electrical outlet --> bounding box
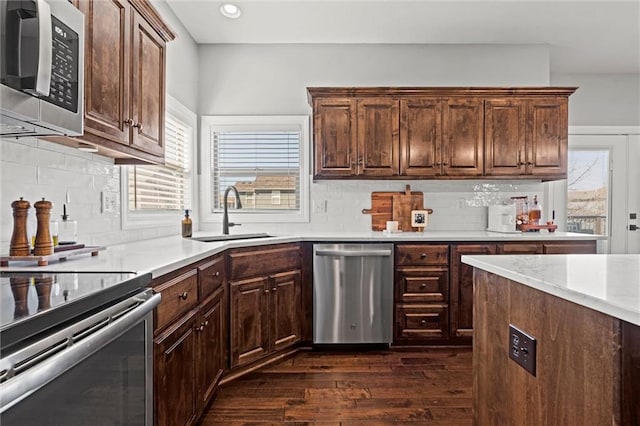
[509,324,536,376]
[312,200,327,213]
[101,192,117,213]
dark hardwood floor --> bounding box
[199,348,472,425]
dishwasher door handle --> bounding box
[315,248,392,257]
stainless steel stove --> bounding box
[0,271,159,425]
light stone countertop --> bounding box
[462,254,640,326]
[1,231,603,279]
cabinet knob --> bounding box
[420,253,427,259]
[132,122,144,131]
[196,324,204,332]
[272,287,277,292]
[214,271,220,277]
[264,289,270,294]
[124,118,134,126]
[420,283,427,288]
[203,320,209,327]
[179,291,189,300]
[420,319,427,325]
[442,162,449,166]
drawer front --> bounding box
[198,255,225,299]
[228,244,301,280]
[396,244,449,266]
[498,242,543,254]
[396,267,449,303]
[395,304,449,341]
[543,241,597,254]
[154,270,198,333]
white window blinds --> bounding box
[128,113,191,211]
[211,131,300,212]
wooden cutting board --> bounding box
[393,185,426,232]
[362,186,425,231]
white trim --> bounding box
[569,126,640,135]
[121,95,197,230]
[199,115,310,224]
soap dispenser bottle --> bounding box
[182,209,192,238]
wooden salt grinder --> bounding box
[10,197,31,256]
[34,198,54,256]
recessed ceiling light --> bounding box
[220,3,241,19]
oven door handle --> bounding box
[0,290,161,414]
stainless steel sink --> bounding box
[191,233,272,242]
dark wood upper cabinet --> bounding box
[62,0,175,164]
[356,98,400,177]
[526,97,568,177]
[308,87,576,181]
[313,98,358,177]
[484,98,527,176]
[400,98,442,177]
[442,98,484,176]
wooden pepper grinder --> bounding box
[33,198,54,256]
[10,197,31,256]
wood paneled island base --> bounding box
[473,269,639,425]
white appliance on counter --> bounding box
[487,203,519,233]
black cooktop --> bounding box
[0,271,151,350]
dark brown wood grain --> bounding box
[395,267,449,303]
[300,242,313,343]
[484,98,527,176]
[196,288,226,415]
[395,303,449,341]
[543,241,596,254]
[450,244,497,340]
[197,255,225,300]
[153,269,198,333]
[396,244,449,266]
[473,269,621,425]
[622,321,640,425]
[230,276,270,368]
[497,242,543,254]
[227,243,301,281]
[270,270,302,352]
[201,348,472,425]
[526,98,568,178]
[356,98,400,177]
[313,98,358,177]
[400,98,442,177]
[442,98,484,177]
[307,87,578,100]
[154,309,198,426]
[362,190,424,231]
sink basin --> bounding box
[192,233,272,242]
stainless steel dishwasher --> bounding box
[313,243,394,344]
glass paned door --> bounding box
[566,150,609,236]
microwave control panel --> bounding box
[42,16,79,113]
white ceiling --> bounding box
[165,0,640,74]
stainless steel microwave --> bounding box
[0,0,84,137]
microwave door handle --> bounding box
[34,0,52,96]
[0,291,161,414]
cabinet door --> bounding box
[450,244,496,339]
[79,0,130,145]
[196,287,226,414]
[230,277,270,368]
[484,99,527,176]
[154,310,198,426]
[357,98,400,177]
[269,270,302,352]
[313,98,358,177]
[526,98,568,177]
[395,304,449,341]
[400,98,442,177]
[442,98,484,176]
[395,267,449,303]
[130,10,166,157]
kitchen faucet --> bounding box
[222,185,243,234]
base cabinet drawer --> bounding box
[395,304,449,341]
[396,267,449,303]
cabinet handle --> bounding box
[196,324,204,332]
[179,291,188,300]
[124,118,134,126]
[420,283,427,288]
[358,157,364,166]
[527,161,533,166]
[132,122,143,131]
[420,253,427,259]
[272,287,277,292]
[442,161,449,166]
[264,289,270,294]
[420,319,427,325]
[203,320,209,328]
[214,271,220,277]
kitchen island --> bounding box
[462,254,640,425]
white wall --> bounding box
[551,73,640,126]
[0,2,199,246]
[199,44,550,115]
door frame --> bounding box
[547,126,640,254]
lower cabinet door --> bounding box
[395,304,449,341]
[230,277,270,368]
[196,287,226,413]
[270,270,301,352]
[154,309,198,426]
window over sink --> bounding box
[200,115,310,224]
